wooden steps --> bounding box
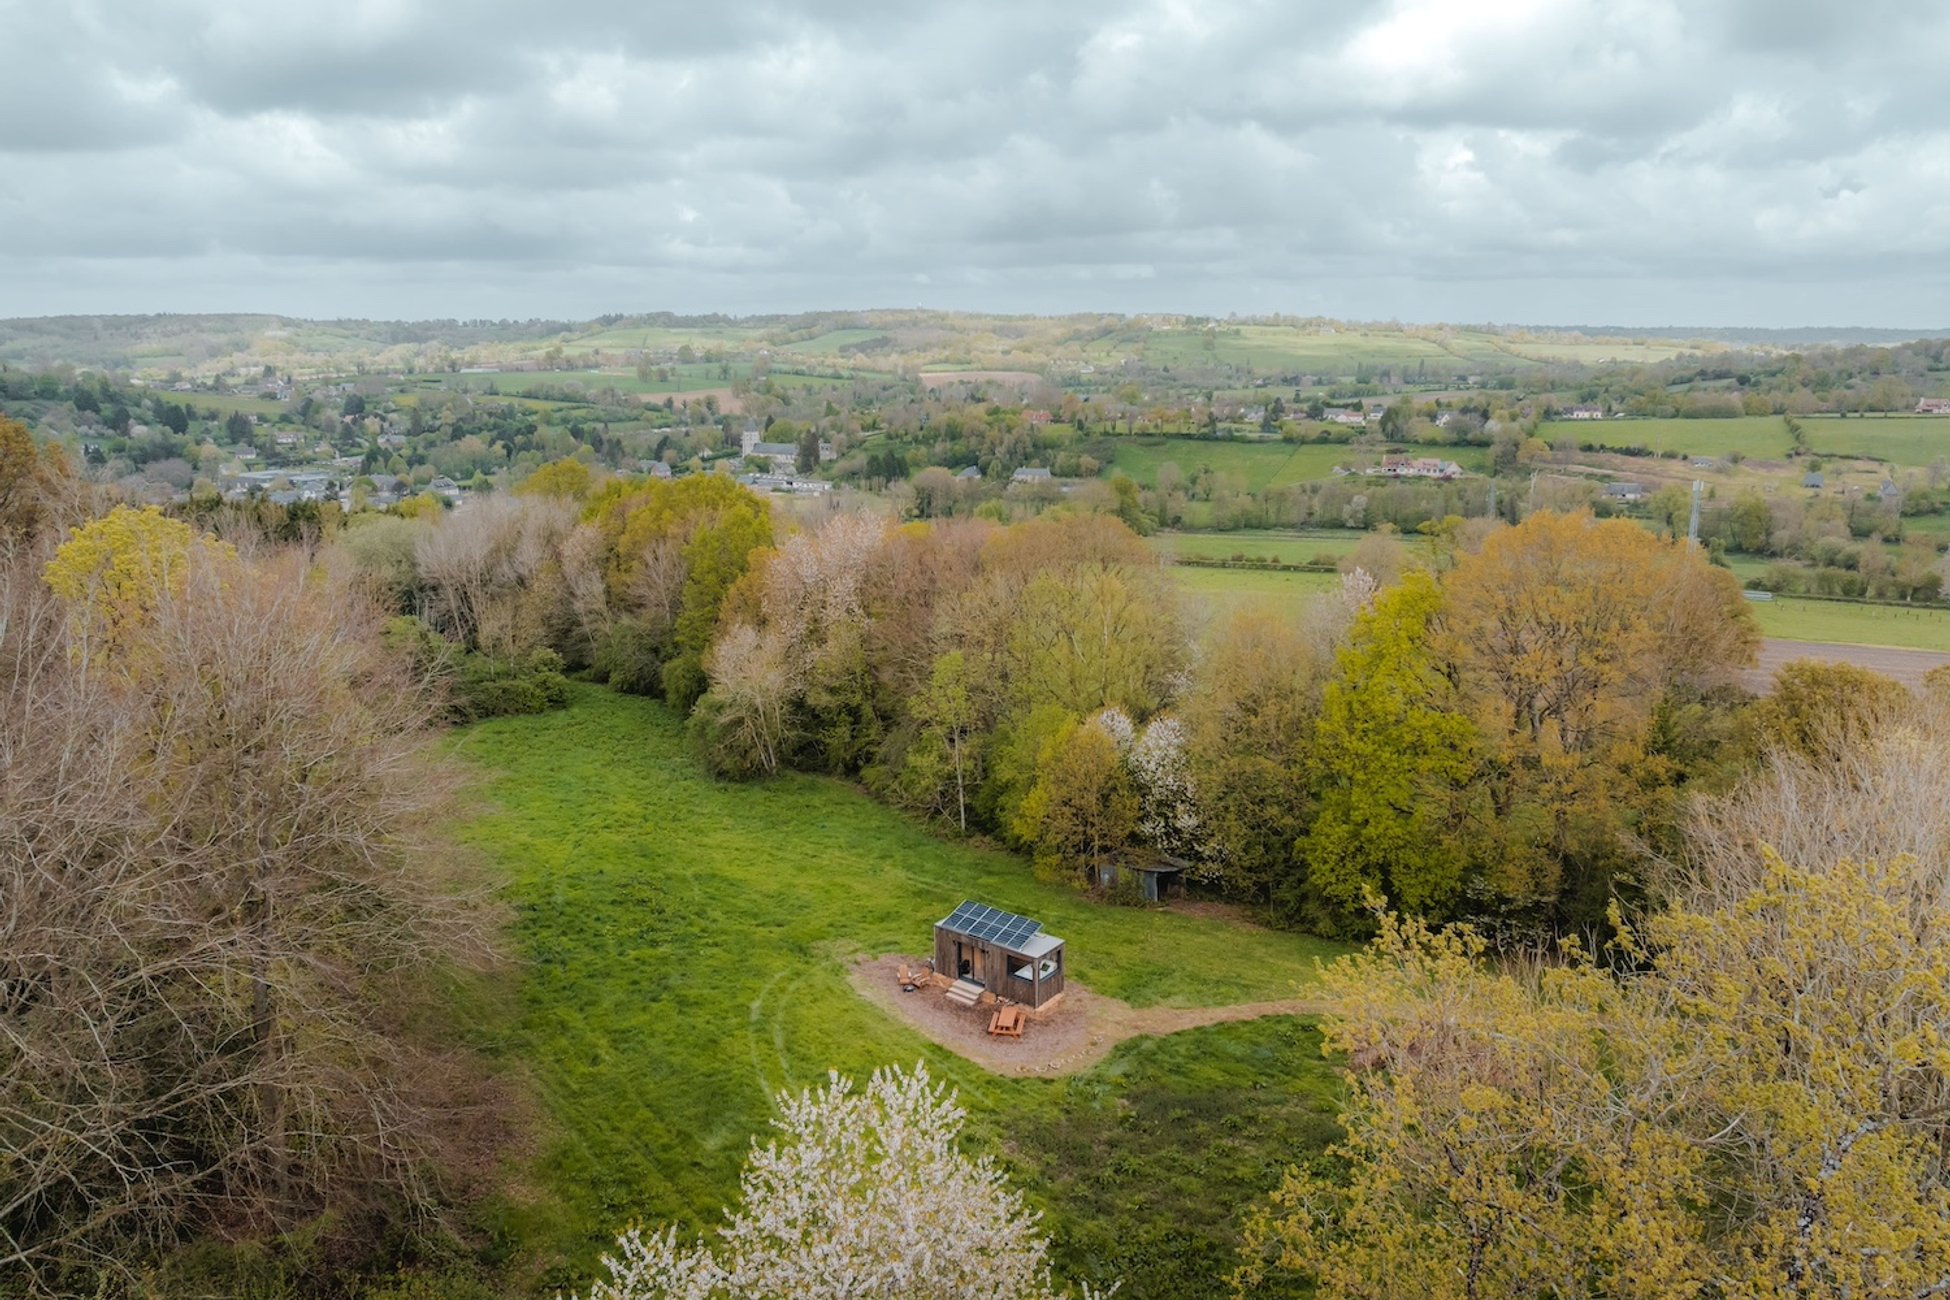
[944,979,984,1008]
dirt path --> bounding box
[849,954,1325,1078]
[1745,639,1950,691]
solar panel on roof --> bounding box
[940,899,1042,949]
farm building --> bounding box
[934,901,1066,1009]
[1095,857,1186,902]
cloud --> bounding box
[0,0,1946,324]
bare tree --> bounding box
[1667,697,1950,922]
[415,495,577,655]
[0,539,500,1290]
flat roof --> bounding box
[1016,932,1064,959]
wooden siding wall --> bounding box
[933,926,1065,1007]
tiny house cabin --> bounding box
[934,901,1066,1009]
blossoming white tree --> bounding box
[572,1063,1113,1300]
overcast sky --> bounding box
[2,0,1946,326]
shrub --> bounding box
[594,620,664,695]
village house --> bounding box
[1565,405,1606,420]
[1322,407,1366,426]
[740,472,832,496]
[1010,466,1054,485]
[1372,456,1462,481]
[1603,482,1648,503]
[1917,398,1950,415]
[956,465,983,480]
[740,427,834,470]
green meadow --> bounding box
[1152,529,1368,566]
[1750,595,1950,652]
[1170,565,1343,619]
[452,688,1346,1297]
[1802,415,1950,465]
[781,328,889,354]
[1537,416,1791,459]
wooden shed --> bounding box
[934,901,1066,1009]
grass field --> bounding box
[781,328,888,354]
[1537,416,1791,460]
[1152,529,1368,566]
[1137,325,1479,376]
[180,391,289,418]
[1104,438,1355,489]
[453,689,1346,1296]
[1171,565,1342,619]
[1166,538,1950,650]
[409,363,750,398]
[558,326,767,356]
[1751,596,1950,651]
[1802,416,1950,465]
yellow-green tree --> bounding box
[1012,716,1138,887]
[1755,658,1910,761]
[1438,510,1756,916]
[0,413,71,540]
[1241,852,1950,1299]
[1303,571,1478,930]
[516,455,595,501]
[42,505,236,671]
[1181,606,1324,901]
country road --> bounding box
[1744,639,1950,691]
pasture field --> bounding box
[177,391,288,418]
[1168,542,1950,651]
[1136,324,1485,376]
[1502,339,1696,364]
[1171,565,1342,619]
[1105,435,1490,491]
[453,688,1346,1297]
[1152,528,1368,566]
[781,328,888,354]
[409,363,751,397]
[1802,415,1950,466]
[1751,595,1950,652]
[556,325,767,355]
[1105,437,1352,489]
[1538,416,1790,459]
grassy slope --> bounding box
[1152,529,1369,565]
[1167,542,1950,652]
[1105,437,1488,490]
[1751,596,1950,651]
[1802,415,1950,465]
[1171,566,1343,621]
[1536,416,1790,459]
[452,688,1344,1296]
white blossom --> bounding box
[1091,706,1136,753]
[571,1063,1116,1300]
[1129,716,1207,863]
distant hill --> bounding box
[1521,325,1950,348]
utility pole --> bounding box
[1687,479,1703,545]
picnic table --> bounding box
[987,1005,1025,1038]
